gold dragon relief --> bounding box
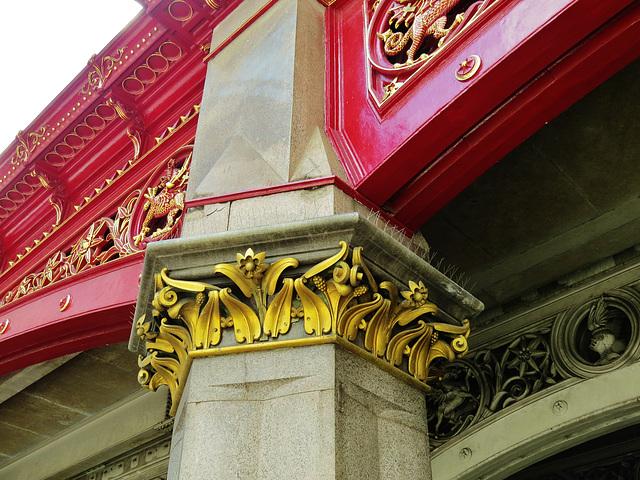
[0,150,191,308]
[132,152,191,247]
[136,242,471,414]
[366,0,500,104]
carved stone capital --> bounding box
[131,214,482,414]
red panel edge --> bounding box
[185,175,413,233]
[389,1,640,230]
[325,0,635,208]
[0,307,134,377]
[0,254,144,376]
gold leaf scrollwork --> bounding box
[1,191,143,307]
[82,47,126,94]
[136,242,471,414]
[12,126,49,165]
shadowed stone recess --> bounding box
[0,343,149,471]
[421,58,640,311]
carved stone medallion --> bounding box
[427,359,484,446]
[551,288,640,378]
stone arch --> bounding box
[431,361,640,479]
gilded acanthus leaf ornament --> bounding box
[136,243,471,414]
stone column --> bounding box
[168,344,430,479]
[183,0,352,235]
[129,0,483,478]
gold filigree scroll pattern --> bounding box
[0,191,142,307]
[12,126,49,165]
[136,243,471,412]
[81,47,126,94]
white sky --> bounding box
[0,0,143,154]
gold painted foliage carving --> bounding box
[137,243,471,409]
[1,151,191,307]
[12,126,50,166]
[0,191,142,307]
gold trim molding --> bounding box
[136,242,471,414]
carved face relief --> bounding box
[551,290,640,378]
[577,299,628,366]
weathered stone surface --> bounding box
[188,0,344,201]
[168,344,430,480]
[335,347,430,479]
[183,185,372,237]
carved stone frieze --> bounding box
[551,288,640,378]
[135,241,471,414]
[429,286,640,449]
[69,435,171,480]
[427,329,561,447]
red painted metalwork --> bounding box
[325,0,639,223]
[0,255,143,376]
[387,1,640,229]
[0,0,242,375]
[1,0,639,376]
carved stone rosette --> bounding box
[427,329,561,447]
[135,241,471,414]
